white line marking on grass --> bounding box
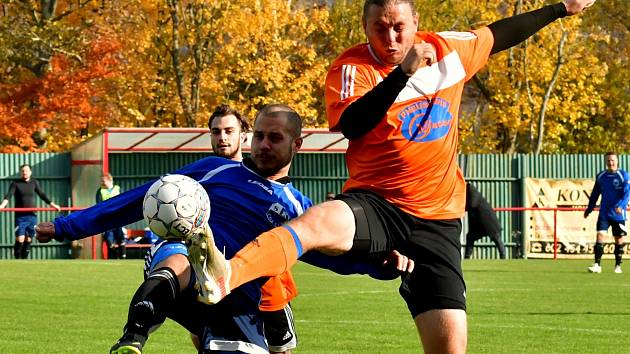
[295,319,402,325]
[470,288,533,292]
[298,290,388,296]
[476,323,626,335]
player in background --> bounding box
[464,182,506,259]
[584,152,630,274]
[207,104,300,354]
[0,163,61,259]
[96,173,127,259]
[36,104,410,353]
[188,1,597,353]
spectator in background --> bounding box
[96,173,126,259]
[464,183,506,259]
[325,191,336,201]
[0,163,61,259]
[584,152,630,274]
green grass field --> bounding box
[0,259,628,353]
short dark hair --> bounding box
[19,163,31,170]
[254,104,302,139]
[208,105,250,133]
[363,0,416,19]
[605,151,618,158]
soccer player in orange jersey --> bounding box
[190,1,596,353]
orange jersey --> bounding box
[258,270,298,312]
[325,28,494,219]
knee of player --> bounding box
[291,200,355,252]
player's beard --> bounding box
[253,145,293,178]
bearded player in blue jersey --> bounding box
[36,104,412,354]
[584,152,630,274]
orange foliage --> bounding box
[0,34,123,152]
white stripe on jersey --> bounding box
[207,340,268,354]
[199,163,240,183]
[340,64,356,100]
[437,31,477,41]
[282,185,305,215]
[395,50,466,102]
[615,170,626,183]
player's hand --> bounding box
[35,222,57,243]
[615,207,623,215]
[400,41,437,76]
[563,0,596,15]
[383,249,415,273]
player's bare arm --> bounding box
[563,0,596,15]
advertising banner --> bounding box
[525,178,627,259]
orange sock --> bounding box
[229,226,302,290]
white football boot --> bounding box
[587,263,602,274]
[187,224,232,304]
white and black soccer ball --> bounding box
[143,174,210,240]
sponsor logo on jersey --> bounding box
[398,97,452,143]
[266,202,289,226]
[248,179,273,195]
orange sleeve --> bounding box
[438,27,494,81]
[258,270,298,312]
[324,55,379,131]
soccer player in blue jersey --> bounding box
[35,104,308,353]
[206,104,300,354]
[36,104,410,353]
[584,152,630,274]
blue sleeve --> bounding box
[299,251,401,281]
[54,156,228,241]
[586,177,601,214]
[54,181,152,241]
[616,171,630,210]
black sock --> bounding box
[123,267,180,338]
[614,244,624,266]
[594,242,604,264]
[21,241,31,259]
[13,241,23,259]
[119,244,126,259]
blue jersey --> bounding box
[586,169,630,222]
[54,156,394,301]
[55,157,311,256]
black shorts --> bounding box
[336,189,466,317]
[260,304,297,352]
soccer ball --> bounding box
[143,174,210,240]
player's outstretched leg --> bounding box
[187,224,232,304]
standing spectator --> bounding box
[96,173,126,259]
[464,183,506,259]
[0,164,61,259]
[584,152,630,274]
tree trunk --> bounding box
[534,31,567,154]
